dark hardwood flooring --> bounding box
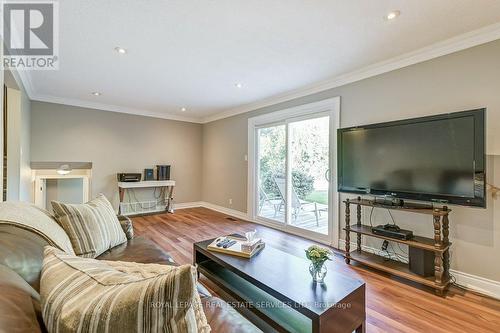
[133,207,500,333]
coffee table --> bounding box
[194,239,365,333]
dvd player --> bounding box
[372,224,413,240]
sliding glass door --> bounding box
[257,124,286,223]
[289,116,330,235]
[250,98,339,244]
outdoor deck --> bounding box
[258,201,328,234]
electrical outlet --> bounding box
[228,199,233,205]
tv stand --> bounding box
[343,197,451,296]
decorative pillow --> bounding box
[51,194,127,258]
[40,247,211,333]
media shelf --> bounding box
[343,197,452,295]
[347,224,451,252]
[348,198,450,216]
[347,251,440,289]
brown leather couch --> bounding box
[0,205,261,333]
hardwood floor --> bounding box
[133,207,500,333]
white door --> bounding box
[249,98,340,245]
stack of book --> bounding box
[156,165,171,180]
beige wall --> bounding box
[31,102,203,209]
[6,88,21,201]
[202,40,500,282]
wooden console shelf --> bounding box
[343,197,452,295]
[347,224,451,252]
[348,251,447,291]
[347,198,450,216]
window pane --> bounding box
[257,125,286,223]
[289,116,329,234]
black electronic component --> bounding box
[338,108,486,207]
[409,247,435,277]
[372,224,413,240]
[117,173,142,182]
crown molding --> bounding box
[12,60,202,123]
[6,66,35,98]
[12,22,500,124]
[202,22,500,123]
[30,93,203,123]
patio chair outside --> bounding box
[274,177,325,226]
[259,186,283,216]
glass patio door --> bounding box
[254,111,335,241]
[256,124,286,224]
[289,116,330,235]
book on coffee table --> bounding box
[207,235,265,259]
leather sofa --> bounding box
[0,203,261,333]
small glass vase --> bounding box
[309,262,327,283]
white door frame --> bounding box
[247,97,341,247]
[34,174,91,209]
[0,55,4,202]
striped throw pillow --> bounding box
[51,194,127,258]
[41,247,211,333]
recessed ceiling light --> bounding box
[385,10,401,20]
[91,92,101,96]
[235,83,243,88]
[114,46,127,54]
[180,107,187,112]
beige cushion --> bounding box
[40,247,211,333]
[51,194,127,258]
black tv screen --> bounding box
[338,109,485,207]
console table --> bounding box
[118,180,175,216]
[194,238,366,333]
[343,197,451,295]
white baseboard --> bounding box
[173,201,251,221]
[450,270,500,299]
[173,201,205,210]
[198,201,250,221]
[338,240,500,299]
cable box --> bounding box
[372,224,413,240]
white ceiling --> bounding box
[25,0,500,123]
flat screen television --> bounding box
[337,109,486,207]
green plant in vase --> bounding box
[305,245,333,283]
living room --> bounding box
[1,1,500,332]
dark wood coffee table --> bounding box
[194,239,365,333]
